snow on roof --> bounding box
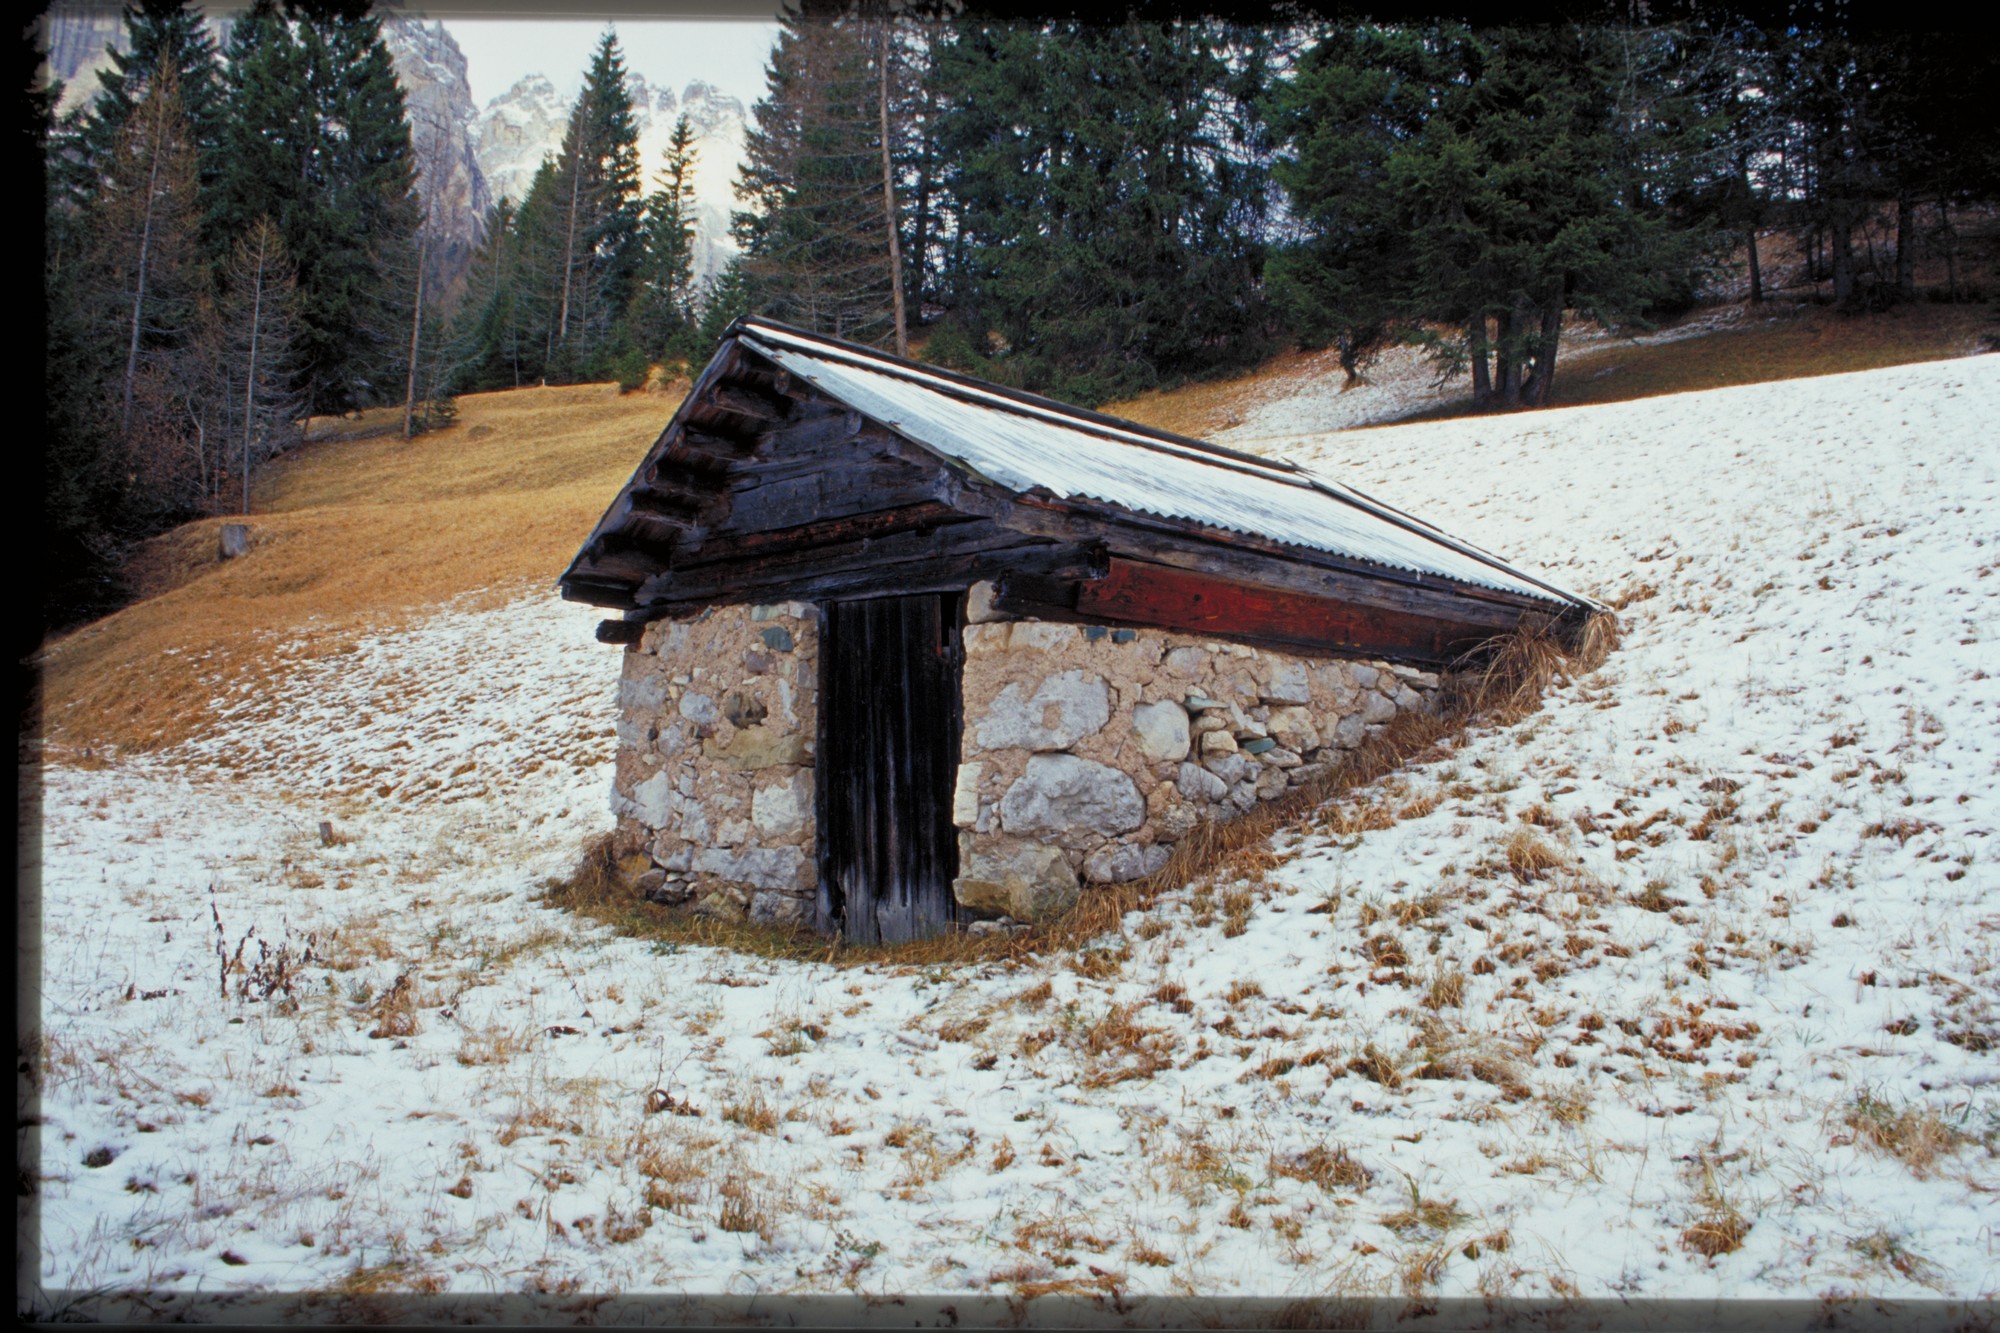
[736,320,1592,609]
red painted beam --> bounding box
[1071,558,1504,662]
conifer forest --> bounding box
[37,1,1999,631]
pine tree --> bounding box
[627,114,701,364]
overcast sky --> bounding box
[440,15,780,109]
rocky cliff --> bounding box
[381,18,491,303]
[472,71,748,286]
[43,8,749,296]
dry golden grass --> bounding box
[1102,345,1356,440]
[1104,299,1994,441]
[1541,301,1996,413]
[40,381,678,755]
[1680,1210,1751,1259]
[1380,1186,1467,1235]
[1271,1143,1373,1193]
[1841,1094,1976,1177]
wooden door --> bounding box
[817,593,964,942]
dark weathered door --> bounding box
[817,593,964,942]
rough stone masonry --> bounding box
[607,587,1437,926]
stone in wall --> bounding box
[954,835,1080,922]
[953,599,1439,918]
[997,753,1147,849]
[609,601,820,919]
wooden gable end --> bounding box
[564,342,1101,624]
[566,329,1585,667]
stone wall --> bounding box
[609,601,819,926]
[950,612,1438,923]
[605,594,1439,932]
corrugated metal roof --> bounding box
[737,320,1591,608]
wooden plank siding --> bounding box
[1001,558,1509,667]
[816,593,963,942]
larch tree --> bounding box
[59,57,212,542]
[627,113,702,364]
[215,215,300,512]
[74,0,225,260]
[402,106,461,437]
[734,1,902,347]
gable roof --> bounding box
[560,318,1598,664]
[735,320,1588,607]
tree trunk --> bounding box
[122,87,169,439]
[1745,227,1763,305]
[1467,315,1491,406]
[908,35,939,314]
[877,17,907,357]
[1939,200,1958,301]
[403,224,429,440]
[241,222,267,515]
[1523,303,1563,408]
[559,160,581,344]
[1496,308,1521,409]
[1895,194,1915,301]
[1831,213,1856,308]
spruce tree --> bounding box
[510,158,568,382]
[1269,23,1714,408]
[211,0,299,252]
[282,5,420,412]
[448,197,521,391]
[576,30,644,330]
[927,20,1275,403]
[538,29,644,380]
[697,254,753,349]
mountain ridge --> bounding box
[42,8,751,300]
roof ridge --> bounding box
[734,317,1306,479]
[734,317,1597,612]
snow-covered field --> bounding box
[28,356,1999,1317]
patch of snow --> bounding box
[33,356,2000,1304]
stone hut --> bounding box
[560,318,1596,942]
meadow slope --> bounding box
[29,355,1999,1311]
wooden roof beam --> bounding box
[995,557,1499,668]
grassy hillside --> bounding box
[33,356,1998,1305]
[38,382,678,758]
[1106,299,1996,439]
[39,297,1993,759]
